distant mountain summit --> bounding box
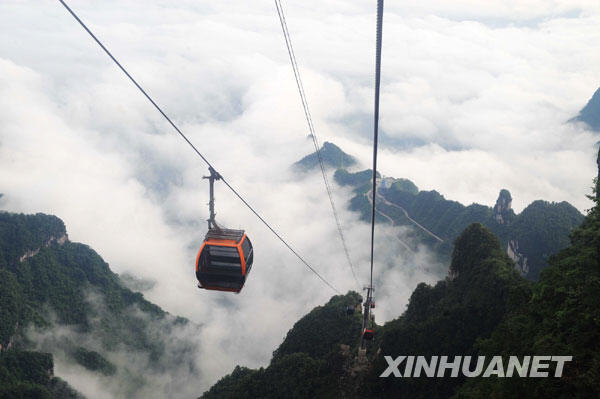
[294,142,357,171]
[333,169,584,280]
[572,87,600,131]
[493,189,513,224]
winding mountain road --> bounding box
[365,188,444,253]
[374,191,444,243]
[366,190,414,253]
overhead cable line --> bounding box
[369,0,384,293]
[361,0,384,351]
[274,0,361,291]
[57,0,340,294]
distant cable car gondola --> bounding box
[345,306,355,316]
[196,168,253,293]
[363,328,374,341]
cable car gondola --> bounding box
[195,167,253,293]
[196,228,253,293]
[363,328,375,341]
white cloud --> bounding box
[1,0,599,395]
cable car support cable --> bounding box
[274,0,360,291]
[57,0,340,295]
[361,0,384,349]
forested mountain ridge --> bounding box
[0,350,81,398]
[0,211,201,398]
[333,168,583,280]
[202,222,533,398]
[202,292,374,399]
[204,168,600,397]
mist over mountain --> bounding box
[328,150,584,280]
[571,87,600,131]
[203,172,600,397]
[294,142,358,172]
[1,1,599,397]
[0,212,205,398]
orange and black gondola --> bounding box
[196,228,253,293]
[363,328,375,341]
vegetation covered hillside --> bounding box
[203,223,532,398]
[202,292,375,399]
[456,178,600,397]
[364,224,532,398]
[334,168,583,280]
[0,350,81,398]
[204,157,600,398]
[0,211,201,398]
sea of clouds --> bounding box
[1,0,599,396]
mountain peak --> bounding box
[294,141,357,171]
[493,189,513,224]
[449,223,505,279]
[573,87,600,131]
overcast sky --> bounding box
[1,0,599,396]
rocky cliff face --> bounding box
[493,189,513,224]
[507,239,528,275]
[18,233,68,262]
[493,189,527,275]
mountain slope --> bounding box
[204,203,600,398]
[334,169,584,280]
[0,211,202,398]
[202,223,532,398]
[364,223,531,398]
[294,142,357,171]
[0,350,81,398]
[571,87,600,131]
[456,176,600,397]
[202,292,373,399]
[204,152,600,398]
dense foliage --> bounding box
[72,347,116,376]
[364,224,532,398]
[509,200,582,279]
[2,236,167,353]
[334,169,583,279]
[0,212,195,397]
[272,291,365,361]
[204,224,531,398]
[0,350,80,399]
[456,183,600,397]
[205,171,600,398]
[203,292,374,398]
[0,212,65,268]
